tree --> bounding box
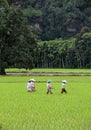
[5,0,91,41]
[75,28,91,68]
[35,38,76,68]
[0,2,36,75]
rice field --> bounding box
[6,68,91,73]
[0,75,91,130]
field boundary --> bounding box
[6,72,91,76]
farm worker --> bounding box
[27,80,32,92]
[61,80,67,93]
[30,78,36,91]
[46,80,53,94]
[27,78,36,92]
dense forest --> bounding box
[7,0,91,40]
[0,0,91,74]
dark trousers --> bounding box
[47,88,52,94]
[61,88,67,93]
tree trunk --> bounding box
[0,67,6,75]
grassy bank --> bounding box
[5,68,91,76]
[6,68,91,73]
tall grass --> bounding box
[0,76,91,130]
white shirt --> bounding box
[47,83,52,89]
[27,82,31,90]
[62,82,66,88]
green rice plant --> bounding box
[0,122,2,129]
[0,76,91,130]
[30,68,91,73]
[5,68,91,73]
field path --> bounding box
[6,72,91,76]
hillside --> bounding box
[8,0,91,40]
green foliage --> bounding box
[23,6,42,17]
[75,29,91,68]
[35,36,91,68]
[1,0,91,70]
[0,0,9,7]
[35,38,76,68]
[0,4,36,74]
[4,0,91,40]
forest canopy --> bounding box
[0,0,91,75]
[7,0,91,40]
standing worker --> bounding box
[46,80,53,94]
[27,78,36,92]
[61,80,67,93]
